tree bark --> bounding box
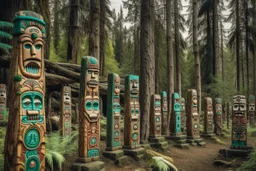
[193,0,201,116]
[212,0,219,76]
[236,0,240,92]
[140,0,155,143]
[53,0,60,53]
[89,0,100,60]
[245,0,249,98]
[174,0,181,96]
[166,0,174,135]
[67,0,80,64]
[99,0,106,76]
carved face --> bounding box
[180,98,185,112]
[233,96,246,112]
[85,97,99,119]
[19,26,44,79]
[63,92,71,105]
[114,76,120,95]
[192,95,197,105]
[0,89,6,99]
[131,101,140,117]
[249,104,255,111]
[216,104,222,114]
[21,91,44,123]
[130,79,139,95]
[113,102,121,116]
[86,69,99,88]
[154,96,161,113]
[173,93,180,112]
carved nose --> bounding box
[31,45,36,56]
[91,72,95,78]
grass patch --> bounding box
[237,150,256,171]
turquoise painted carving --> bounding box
[214,98,222,135]
[160,91,168,135]
[24,129,40,149]
[21,91,44,124]
[124,75,141,149]
[150,94,162,137]
[232,95,247,149]
[25,150,40,171]
[171,93,181,134]
[106,73,121,150]
[78,56,100,161]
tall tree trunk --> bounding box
[67,0,79,64]
[53,0,60,54]
[245,0,249,97]
[174,0,181,96]
[236,0,240,92]
[193,0,201,116]
[140,0,155,143]
[34,0,51,60]
[212,0,219,77]
[155,19,160,94]
[99,0,106,76]
[89,0,100,60]
[166,0,174,135]
[220,21,224,98]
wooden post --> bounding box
[160,91,168,135]
[180,97,187,134]
[149,94,162,137]
[78,56,100,162]
[106,73,122,150]
[170,93,181,135]
[61,86,72,137]
[202,97,215,136]
[186,89,200,139]
[124,75,141,149]
[248,95,255,127]
[227,102,230,129]
[231,95,247,148]
[4,11,46,170]
[214,98,223,135]
[0,84,7,120]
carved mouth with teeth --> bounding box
[27,110,40,121]
[87,80,98,88]
[24,63,40,74]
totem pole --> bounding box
[149,94,162,137]
[106,73,122,150]
[61,86,72,137]
[124,75,140,149]
[78,56,100,162]
[170,93,181,134]
[0,84,7,120]
[4,11,46,170]
[214,98,223,135]
[186,89,205,146]
[248,95,255,127]
[202,97,215,136]
[160,91,168,135]
[180,97,187,134]
[231,95,248,148]
[148,94,169,150]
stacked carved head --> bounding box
[233,95,246,117]
[249,95,255,112]
[180,97,185,112]
[81,56,99,121]
[14,11,46,79]
[215,98,222,115]
[112,73,121,116]
[0,84,6,104]
[173,93,180,112]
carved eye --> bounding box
[23,98,31,106]
[131,108,135,114]
[135,108,139,114]
[93,101,99,110]
[85,101,92,110]
[24,44,31,49]
[88,70,92,74]
[94,71,98,75]
[34,98,41,106]
[35,44,41,50]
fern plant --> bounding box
[45,130,78,171]
[0,21,13,53]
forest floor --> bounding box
[99,130,256,171]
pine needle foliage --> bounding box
[237,150,256,171]
[0,21,13,53]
